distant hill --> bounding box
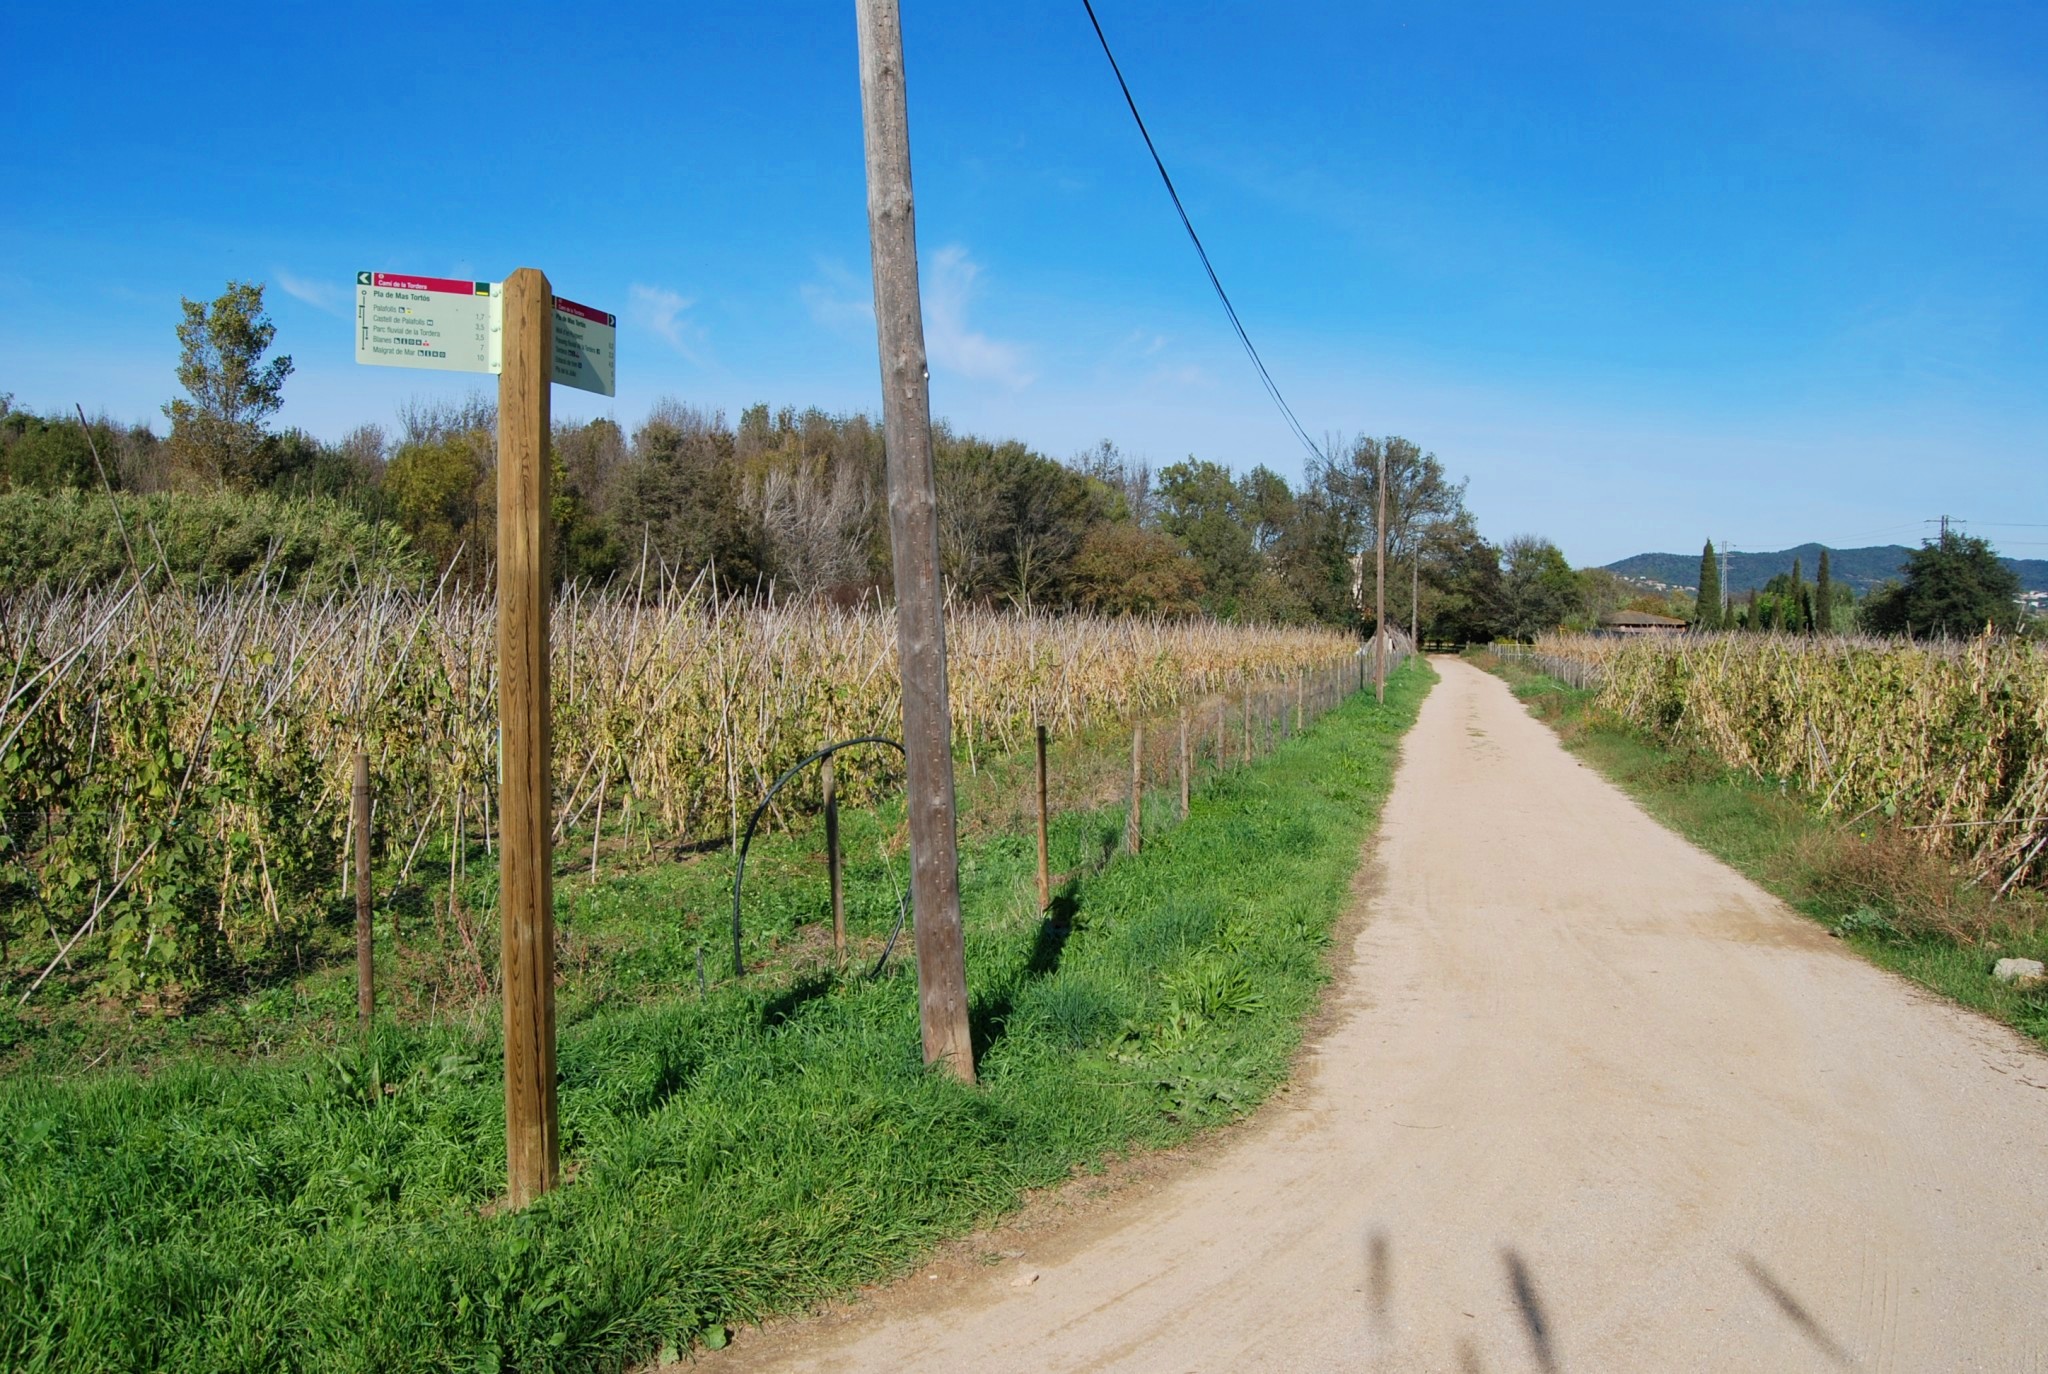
[1603,543,2048,596]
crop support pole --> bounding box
[498,265,559,1206]
[824,756,845,965]
[1035,723,1051,911]
[856,0,974,1083]
[353,750,372,1033]
[1127,721,1144,854]
[1178,707,1190,819]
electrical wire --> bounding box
[1080,0,1325,466]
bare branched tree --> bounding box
[745,459,873,597]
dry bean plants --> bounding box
[0,581,1357,997]
[1528,632,2048,893]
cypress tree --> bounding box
[1696,539,1721,630]
[1790,557,1805,632]
[1815,548,1833,634]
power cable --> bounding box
[1080,0,1325,466]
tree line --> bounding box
[1692,537,2029,639]
[3,279,1710,640]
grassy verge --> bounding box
[1469,649,2048,1046]
[0,658,1433,1373]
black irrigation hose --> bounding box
[730,736,908,982]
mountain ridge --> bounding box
[1602,543,2048,595]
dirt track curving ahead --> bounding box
[707,658,2048,1372]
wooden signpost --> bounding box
[855,0,975,1083]
[354,263,615,1207]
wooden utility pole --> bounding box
[823,756,845,965]
[856,0,974,1082]
[353,750,372,1033]
[1034,724,1051,911]
[1375,444,1388,703]
[498,266,559,1206]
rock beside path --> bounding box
[1993,957,2046,984]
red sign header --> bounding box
[368,271,490,296]
[553,296,615,327]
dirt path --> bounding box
[709,658,2048,1372]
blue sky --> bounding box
[3,1,2044,565]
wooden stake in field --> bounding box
[1178,707,1190,819]
[1410,541,1420,650]
[823,755,845,965]
[856,0,974,1083]
[1034,723,1051,911]
[498,266,559,1207]
[353,749,372,1033]
[1242,690,1252,765]
[1375,443,1388,704]
[1127,721,1144,855]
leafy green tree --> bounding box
[1423,515,1505,642]
[1068,523,1205,616]
[1862,532,2022,637]
[615,401,767,591]
[1156,458,1257,612]
[1696,539,1722,630]
[1814,548,1833,633]
[163,281,294,488]
[383,430,491,579]
[1499,536,1580,640]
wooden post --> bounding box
[1034,723,1051,911]
[1178,707,1190,819]
[1241,691,1252,765]
[1411,540,1421,650]
[823,756,845,965]
[856,0,974,1082]
[1127,721,1144,855]
[1295,673,1304,732]
[353,750,372,1033]
[1375,443,1388,704]
[498,265,558,1207]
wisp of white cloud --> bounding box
[629,284,701,358]
[924,245,1033,389]
[274,269,343,316]
[800,258,875,335]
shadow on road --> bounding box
[1738,1252,1856,1367]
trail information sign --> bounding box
[355,272,501,373]
[551,297,616,396]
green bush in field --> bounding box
[0,488,421,594]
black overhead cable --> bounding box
[1080,0,1326,466]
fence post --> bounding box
[1296,672,1304,732]
[823,755,845,966]
[1127,721,1144,855]
[1241,691,1252,765]
[353,750,372,1033]
[1034,723,1050,911]
[1178,707,1190,819]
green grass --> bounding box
[1470,649,2048,1047]
[0,658,1433,1373]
